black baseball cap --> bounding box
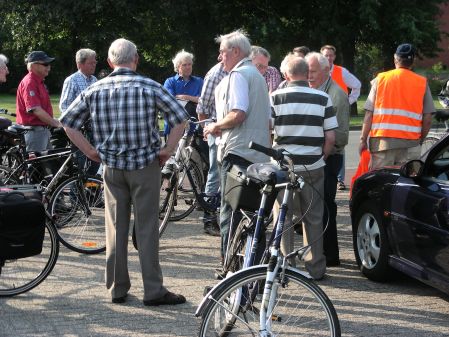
[395,43,415,60]
[25,51,55,64]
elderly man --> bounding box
[16,51,61,152]
[307,52,349,267]
[0,54,9,83]
[60,48,99,173]
[360,43,435,169]
[60,38,188,306]
[271,53,336,280]
[204,29,271,261]
[60,49,97,112]
[196,61,227,236]
[250,45,282,93]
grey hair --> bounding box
[215,29,251,57]
[279,52,292,75]
[250,46,270,61]
[305,52,329,70]
[108,38,137,65]
[0,54,8,68]
[172,49,194,72]
[285,54,308,77]
[76,48,96,64]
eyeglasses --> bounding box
[35,63,51,67]
[255,63,268,71]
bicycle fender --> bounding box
[194,264,312,317]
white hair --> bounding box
[0,54,8,68]
[305,52,329,70]
[108,38,137,65]
[215,29,251,57]
[76,48,96,64]
[172,50,194,72]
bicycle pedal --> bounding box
[271,314,282,322]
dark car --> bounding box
[350,133,449,295]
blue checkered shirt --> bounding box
[60,68,189,170]
[196,63,227,119]
[59,71,97,112]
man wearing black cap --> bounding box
[16,51,61,152]
[359,43,435,169]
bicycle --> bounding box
[0,124,105,254]
[422,108,449,154]
[131,117,218,248]
[196,142,340,336]
[0,185,60,297]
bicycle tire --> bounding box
[223,217,252,274]
[199,266,341,337]
[49,176,105,254]
[0,219,59,297]
[168,159,203,221]
[0,165,19,185]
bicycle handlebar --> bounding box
[0,108,16,117]
[248,141,284,161]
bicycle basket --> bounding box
[224,164,276,214]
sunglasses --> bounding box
[35,63,51,67]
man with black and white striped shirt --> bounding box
[270,54,337,280]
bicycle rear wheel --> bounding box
[199,266,340,337]
[0,219,59,297]
[168,159,203,221]
[49,176,105,254]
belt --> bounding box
[27,125,49,129]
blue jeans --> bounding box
[204,135,219,196]
[337,151,345,182]
[219,154,252,258]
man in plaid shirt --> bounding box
[197,62,227,236]
[60,38,188,306]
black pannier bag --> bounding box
[0,186,46,260]
[224,165,277,216]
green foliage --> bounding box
[0,0,448,93]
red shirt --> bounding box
[16,71,53,126]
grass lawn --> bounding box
[1,93,443,129]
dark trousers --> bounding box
[219,154,252,258]
[323,153,343,263]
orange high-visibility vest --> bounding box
[331,65,348,94]
[370,68,426,140]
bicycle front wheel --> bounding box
[0,219,59,297]
[49,176,105,254]
[169,159,203,221]
[199,266,340,337]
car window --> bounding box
[428,145,449,181]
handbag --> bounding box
[0,186,46,259]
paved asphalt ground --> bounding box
[2,131,449,336]
[1,187,449,337]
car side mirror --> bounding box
[400,160,424,178]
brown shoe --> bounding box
[143,291,186,306]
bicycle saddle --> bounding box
[246,163,289,186]
[7,124,33,135]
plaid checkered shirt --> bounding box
[59,71,97,112]
[60,68,188,170]
[196,63,227,119]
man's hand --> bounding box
[159,146,173,167]
[359,139,368,155]
[203,122,222,138]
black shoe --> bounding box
[143,291,186,306]
[204,222,220,237]
[112,294,127,304]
